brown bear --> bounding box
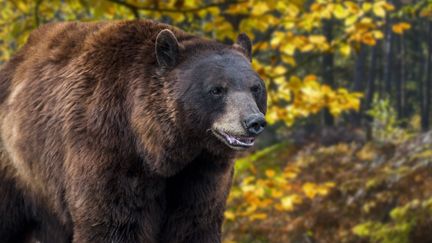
[0,20,267,243]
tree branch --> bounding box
[107,0,247,13]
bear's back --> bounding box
[0,20,184,212]
[0,22,105,105]
[0,20,181,105]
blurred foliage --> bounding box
[366,96,411,143]
[353,198,432,243]
[224,132,432,243]
[267,74,362,126]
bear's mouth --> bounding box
[211,129,255,149]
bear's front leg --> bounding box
[160,151,234,243]
[0,166,34,243]
[66,151,165,243]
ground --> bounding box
[223,131,432,243]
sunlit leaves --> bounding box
[353,198,432,243]
[251,2,270,16]
[392,22,412,34]
[333,4,349,19]
[226,132,432,242]
[302,182,335,199]
[362,2,373,12]
[227,0,403,128]
[226,147,336,223]
[373,2,387,17]
[265,169,276,177]
[371,1,394,17]
[267,75,363,126]
[280,194,302,211]
[339,43,352,56]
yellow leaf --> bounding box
[270,32,285,47]
[383,2,395,11]
[288,76,302,91]
[319,4,333,19]
[202,23,213,32]
[302,182,318,198]
[300,44,314,52]
[242,185,255,193]
[252,2,269,15]
[309,35,326,44]
[286,3,300,17]
[310,3,322,12]
[360,17,373,25]
[207,7,220,16]
[344,1,360,13]
[325,182,336,188]
[281,43,297,55]
[362,33,376,46]
[242,176,255,185]
[304,75,318,82]
[273,66,286,76]
[345,15,358,26]
[420,8,432,17]
[274,76,287,86]
[224,211,236,220]
[373,3,386,17]
[168,13,185,22]
[372,30,384,39]
[282,55,297,67]
[265,169,276,177]
[16,1,29,12]
[339,44,351,56]
[272,189,283,198]
[392,22,411,34]
[281,195,302,211]
[225,4,247,14]
[333,4,348,19]
[283,21,296,30]
[362,3,372,12]
[245,204,257,214]
[249,213,267,221]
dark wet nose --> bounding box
[244,113,266,136]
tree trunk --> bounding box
[421,21,432,131]
[400,36,406,123]
[354,45,366,92]
[383,12,394,98]
[322,19,334,126]
[365,45,378,140]
[412,21,425,130]
[352,45,367,126]
[395,35,404,121]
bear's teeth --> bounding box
[228,135,255,146]
[215,129,255,148]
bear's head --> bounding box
[154,29,267,154]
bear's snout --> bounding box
[243,113,266,136]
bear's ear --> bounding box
[234,33,252,62]
[155,29,179,69]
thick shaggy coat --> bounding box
[0,20,267,243]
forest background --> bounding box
[1,0,432,242]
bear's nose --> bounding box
[244,113,266,136]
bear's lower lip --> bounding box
[211,129,255,149]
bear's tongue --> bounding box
[221,131,255,147]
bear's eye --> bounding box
[210,87,225,96]
[251,85,261,93]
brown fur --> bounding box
[0,20,258,243]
